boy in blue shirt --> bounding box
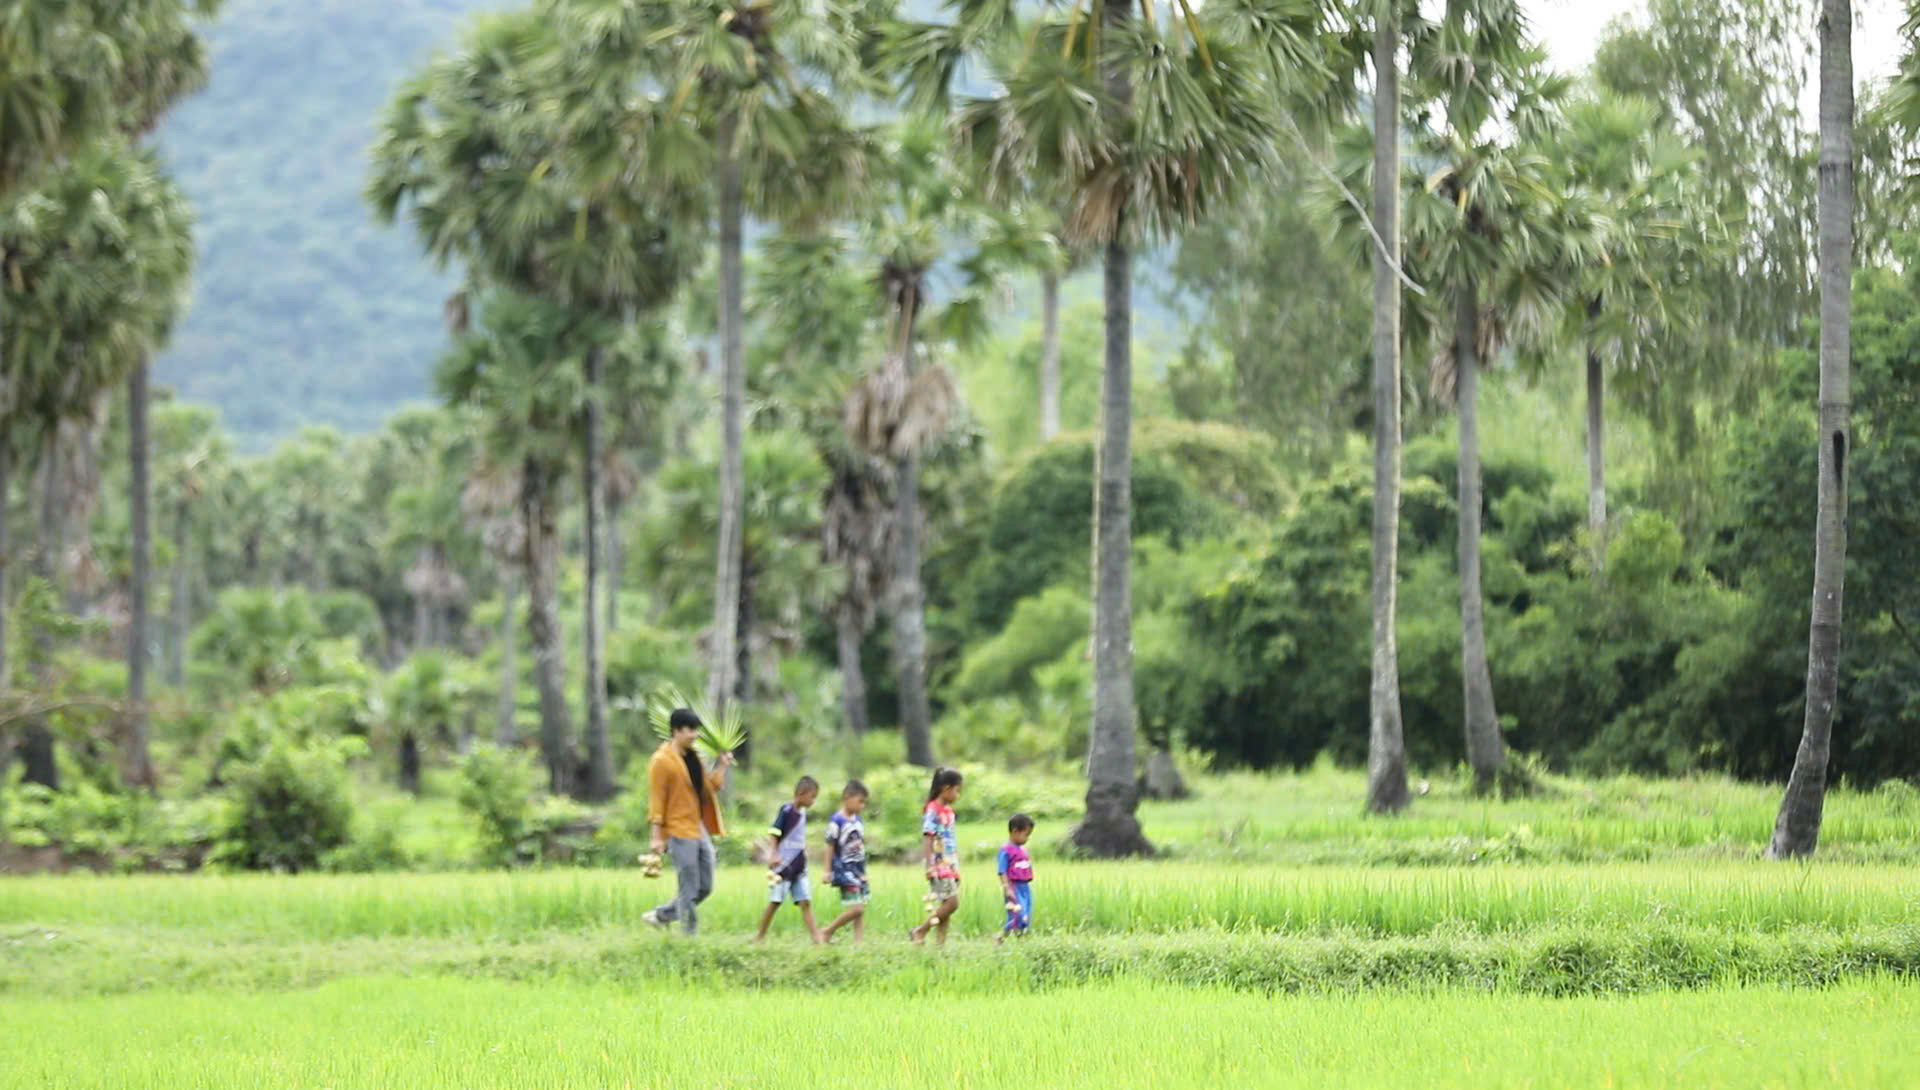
[995,812,1036,944]
[820,780,870,944]
[753,776,823,944]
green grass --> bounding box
[1138,767,1920,864]
[7,975,1917,1089]
[6,862,1914,939]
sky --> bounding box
[1529,0,1907,122]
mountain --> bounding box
[153,0,1183,451]
[155,0,501,450]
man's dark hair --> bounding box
[668,707,702,733]
[795,775,819,795]
[842,779,869,800]
[1008,813,1035,833]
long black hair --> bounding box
[927,766,964,802]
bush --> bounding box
[456,745,542,867]
[216,738,362,872]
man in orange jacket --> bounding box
[641,708,734,935]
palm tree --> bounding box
[436,293,590,795]
[1402,19,1601,793]
[1533,93,1717,570]
[897,0,1309,854]
[1,140,193,789]
[1768,0,1853,859]
[0,0,210,786]
[370,9,701,799]
[543,0,875,719]
[752,234,892,741]
[152,401,227,686]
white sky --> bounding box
[1529,0,1906,123]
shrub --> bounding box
[216,738,362,872]
[456,745,542,867]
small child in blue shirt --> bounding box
[821,780,870,944]
[753,776,822,944]
[995,812,1035,944]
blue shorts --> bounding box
[769,873,811,904]
[1003,882,1032,932]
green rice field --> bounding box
[4,772,1916,1087]
[7,976,1917,1089]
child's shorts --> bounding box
[838,877,870,906]
[1004,882,1033,932]
[927,875,958,900]
[769,874,811,904]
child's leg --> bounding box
[798,901,823,943]
[823,902,862,939]
[851,904,865,942]
[934,895,958,945]
[751,899,780,943]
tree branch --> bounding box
[1278,113,1427,298]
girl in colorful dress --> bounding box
[909,767,964,945]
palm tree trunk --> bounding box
[1074,0,1151,858]
[709,119,746,719]
[23,430,60,790]
[399,732,422,794]
[497,575,518,748]
[1365,11,1409,816]
[1074,232,1152,857]
[1456,284,1505,794]
[1040,269,1063,441]
[1585,319,1607,571]
[1770,0,1852,859]
[125,363,156,789]
[836,601,869,736]
[892,281,935,768]
[167,495,189,686]
[522,461,575,796]
[605,489,623,635]
[0,436,10,695]
[581,347,613,802]
[412,556,433,651]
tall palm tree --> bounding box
[152,401,226,686]
[544,0,875,720]
[897,0,1311,854]
[436,294,591,795]
[1,140,193,789]
[1532,93,1717,570]
[752,234,892,740]
[0,0,211,786]
[1768,0,1853,859]
[1403,20,1601,793]
[370,10,700,799]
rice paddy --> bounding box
[4,771,1915,1087]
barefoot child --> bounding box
[995,813,1035,944]
[821,780,870,943]
[910,767,964,945]
[753,776,823,944]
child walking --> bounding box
[910,767,964,946]
[995,813,1035,944]
[820,780,870,943]
[753,776,823,944]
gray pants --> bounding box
[652,834,716,935]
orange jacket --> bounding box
[648,741,727,840]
